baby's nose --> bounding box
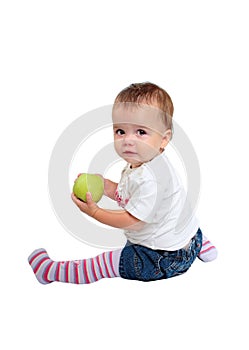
[123,134,136,145]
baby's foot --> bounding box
[28,248,53,284]
[198,235,218,262]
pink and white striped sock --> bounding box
[198,235,218,262]
[28,248,121,285]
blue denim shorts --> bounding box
[119,228,202,281]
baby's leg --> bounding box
[28,248,122,284]
[198,235,218,262]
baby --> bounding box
[28,82,217,284]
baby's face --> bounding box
[112,103,171,168]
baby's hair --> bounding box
[114,82,174,130]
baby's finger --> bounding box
[71,193,82,204]
[74,173,82,183]
[86,192,93,203]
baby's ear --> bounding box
[161,129,172,148]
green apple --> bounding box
[73,173,104,203]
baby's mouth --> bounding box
[123,150,137,154]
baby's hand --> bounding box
[95,174,118,200]
[71,192,99,218]
[74,173,82,183]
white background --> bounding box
[1,1,248,349]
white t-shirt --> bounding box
[115,152,199,250]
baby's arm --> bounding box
[71,192,144,231]
[94,174,118,200]
[103,178,118,200]
[93,207,144,231]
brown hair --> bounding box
[114,82,174,130]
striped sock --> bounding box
[28,248,121,285]
[198,235,218,262]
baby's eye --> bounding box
[137,129,147,136]
[115,129,125,135]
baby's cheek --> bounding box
[140,144,159,160]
